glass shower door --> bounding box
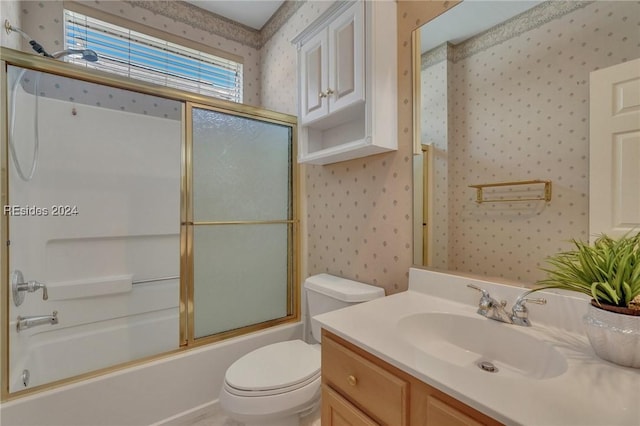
[190,106,295,340]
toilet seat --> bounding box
[224,340,320,397]
[224,372,320,397]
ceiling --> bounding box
[420,0,543,52]
[184,0,285,30]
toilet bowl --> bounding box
[219,274,385,426]
[219,339,321,426]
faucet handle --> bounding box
[521,297,547,306]
[11,270,48,306]
[467,283,490,297]
[467,284,495,312]
[28,281,48,300]
[40,281,48,300]
[514,296,547,310]
[511,295,547,326]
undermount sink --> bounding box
[397,312,568,379]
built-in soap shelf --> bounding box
[46,275,180,300]
[46,275,134,300]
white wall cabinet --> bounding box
[293,0,397,165]
[299,1,364,124]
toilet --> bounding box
[219,273,385,426]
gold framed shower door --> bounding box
[0,47,300,401]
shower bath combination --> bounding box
[4,19,98,181]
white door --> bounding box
[589,58,640,241]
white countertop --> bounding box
[313,268,640,426]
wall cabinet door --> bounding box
[300,29,329,123]
[298,1,364,125]
[327,0,364,114]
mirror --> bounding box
[412,1,639,283]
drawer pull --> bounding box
[347,375,358,386]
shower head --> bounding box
[52,49,99,62]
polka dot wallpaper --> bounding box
[261,1,457,294]
[9,1,633,291]
[420,1,640,283]
[260,1,334,115]
[2,0,455,294]
[0,1,21,50]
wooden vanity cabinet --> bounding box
[321,330,503,426]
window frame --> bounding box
[62,5,244,103]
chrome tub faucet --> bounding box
[16,311,58,332]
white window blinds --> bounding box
[63,9,243,103]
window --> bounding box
[63,10,243,103]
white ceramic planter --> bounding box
[583,302,640,368]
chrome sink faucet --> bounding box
[467,284,513,324]
[467,284,546,326]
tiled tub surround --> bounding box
[314,267,640,425]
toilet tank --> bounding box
[304,274,385,342]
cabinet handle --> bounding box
[347,375,357,386]
[318,89,334,99]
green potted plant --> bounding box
[533,232,640,368]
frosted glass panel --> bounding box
[193,224,290,338]
[192,108,292,221]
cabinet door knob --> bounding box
[326,88,334,95]
[319,91,328,99]
[347,375,357,386]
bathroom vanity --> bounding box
[314,268,640,426]
[322,330,500,425]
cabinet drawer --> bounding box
[322,334,408,425]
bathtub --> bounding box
[9,279,180,393]
[1,321,303,425]
[10,309,179,392]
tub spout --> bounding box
[17,311,58,332]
